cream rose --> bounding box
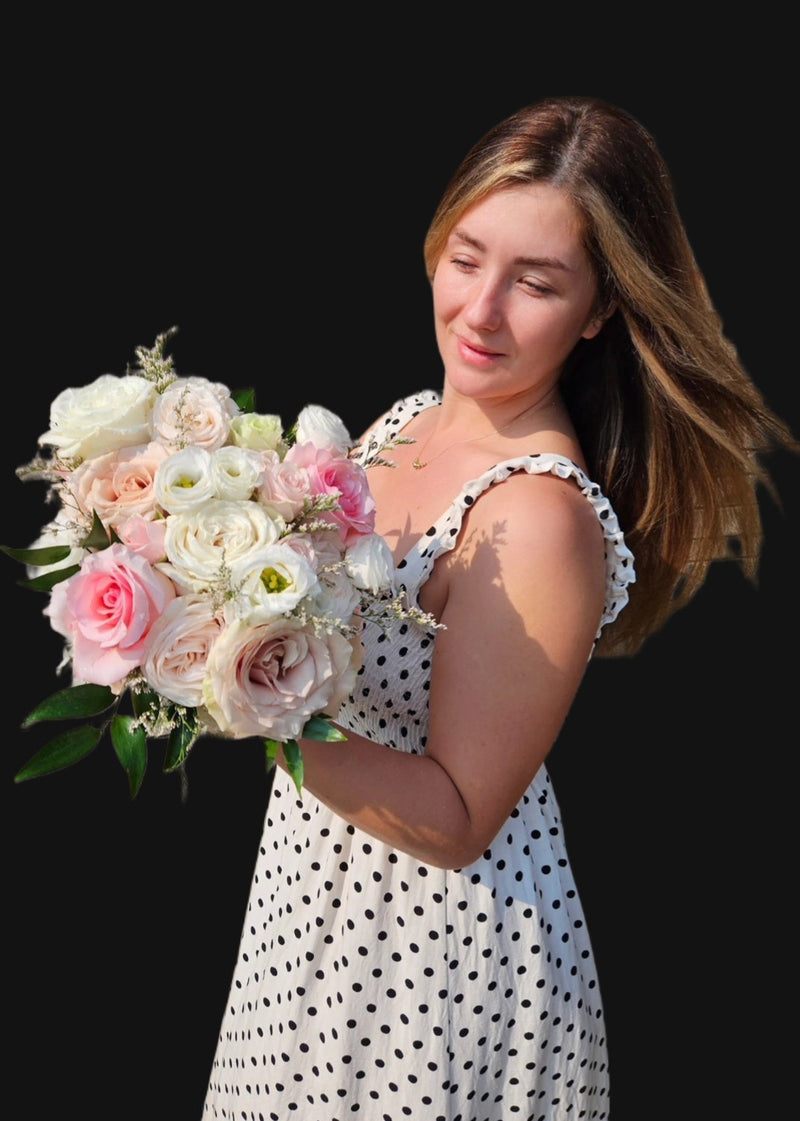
[71,441,169,527]
[158,498,283,592]
[202,615,361,741]
[151,375,239,451]
[38,374,156,461]
[141,594,223,707]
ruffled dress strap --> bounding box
[356,392,636,644]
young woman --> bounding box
[203,96,797,1120]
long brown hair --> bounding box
[424,96,798,656]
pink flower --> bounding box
[285,442,376,545]
[142,595,223,707]
[202,616,362,741]
[71,441,170,528]
[46,543,176,687]
[115,515,168,563]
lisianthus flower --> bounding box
[210,445,264,502]
[344,532,396,594]
[226,544,319,622]
[295,404,352,456]
[229,412,285,453]
[154,446,216,514]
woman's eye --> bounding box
[451,256,477,272]
[521,277,552,295]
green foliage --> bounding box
[232,387,256,412]
[23,684,116,726]
[110,715,148,798]
[15,725,104,782]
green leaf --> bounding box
[131,688,160,718]
[264,738,280,771]
[80,509,111,551]
[0,543,72,565]
[18,564,81,592]
[23,683,116,726]
[301,714,347,743]
[232,387,256,412]
[110,715,147,798]
[163,719,198,772]
[14,724,104,782]
[282,739,304,797]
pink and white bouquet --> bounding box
[4,328,430,798]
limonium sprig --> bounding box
[3,329,441,801]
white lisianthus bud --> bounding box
[211,445,264,501]
[295,404,352,455]
[344,532,395,594]
[229,412,285,453]
[154,447,216,513]
[39,373,157,461]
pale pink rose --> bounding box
[285,443,376,545]
[256,449,315,522]
[46,543,176,686]
[202,615,361,741]
[115,515,168,563]
[152,376,239,451]
[71,441,169,528]
[142,595,223,707]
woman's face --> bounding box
[432,183,603,402]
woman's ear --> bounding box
[581,300,618,340]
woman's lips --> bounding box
[456,336,504,366]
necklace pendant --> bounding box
[411,457,427,470]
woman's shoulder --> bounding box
[354,390,441,458]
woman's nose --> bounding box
[462,279,504,332]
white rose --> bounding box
[295,404,352,455]
[141,594,223,707]
[152,375,239,451]
[225,544,319,622]
[154,446,216,514]
[344,532,396,594]
[229,412,285,453]
[158,498,283,592]
[211,445,264,501]
[38,374,157,461]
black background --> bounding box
[4,22,797,1121]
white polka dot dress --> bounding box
[203,392,636,1121]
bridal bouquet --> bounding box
[4,328,430,798]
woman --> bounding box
[203,96,796,1120]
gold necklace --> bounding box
[411,397,557,470]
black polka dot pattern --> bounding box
[203,392,635,1120]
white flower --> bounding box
[151,375,239,451]
[154,446,216,514]
[229,412,285,452]
[210,445,264,501]
[344,532,396,594]
[295,404,352,455]
[141,594,223,707]
[158,498,283,592]
[226,544,319,622]
[306,565,361,623]
[38,373,156,461]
